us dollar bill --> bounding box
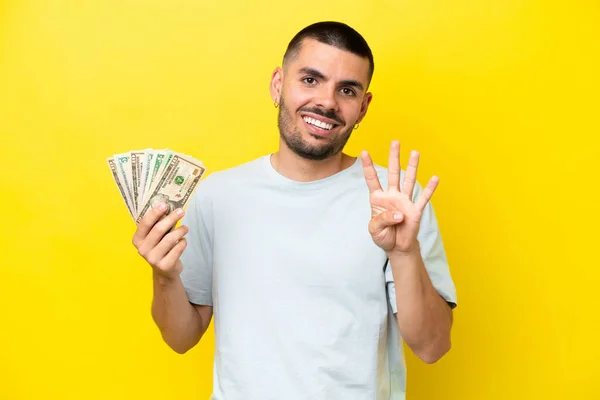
[147,150,174,202]
[130,150,146,214]
[113,153,136,216]
[142,149,173,207]
[136,154,206,224]
[138,149,155,210]
[107,158,134,218]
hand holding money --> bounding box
[106,149,206,223]
[107,148,206,278]
[132,203,189,280]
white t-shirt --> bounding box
[179,155,457,400]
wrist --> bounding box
[387,241,421,259]
[152,269,178,287]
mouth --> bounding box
[300,113,340,136]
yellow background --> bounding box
[1,0,598,399]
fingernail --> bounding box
[158,202,167,211]
[393,212,403,221]
[176,208,184,216]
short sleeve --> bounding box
[385,180,457,313]
[179,179,214,306]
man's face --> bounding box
[271,39,373,160]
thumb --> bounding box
[369,210,404,235]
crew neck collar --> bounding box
[262,154,361,190]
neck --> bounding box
[270,141,356,182]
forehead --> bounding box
[287,39,370,85]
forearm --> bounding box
[389,243,453,363]
[151,271,206,354]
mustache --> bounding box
[299,107,345,125]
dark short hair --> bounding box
[282,21,374,84]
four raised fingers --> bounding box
[363,141,439,211]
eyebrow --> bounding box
[298,67,365,92]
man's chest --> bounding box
[211,190,388,295]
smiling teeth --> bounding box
[303,116,333,130]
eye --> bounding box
[302,77,317,85]
[340,87,356,96]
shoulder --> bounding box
[198,156,265,190]
[214,156,265,179]
[188,155,266,207]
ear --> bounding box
[355,92,373,124]
[270,67,283,104]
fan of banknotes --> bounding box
[107,149,206,224]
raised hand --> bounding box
[360,140,439,255]
[132,203,189,280]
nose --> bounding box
[315,85,339,112]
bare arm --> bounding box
[133,202,212,354]
[388,246,453,363]
[151,271,213,354]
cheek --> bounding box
[284,85,313,109]
[339,103,362,124]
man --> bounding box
[132,21,457,400]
